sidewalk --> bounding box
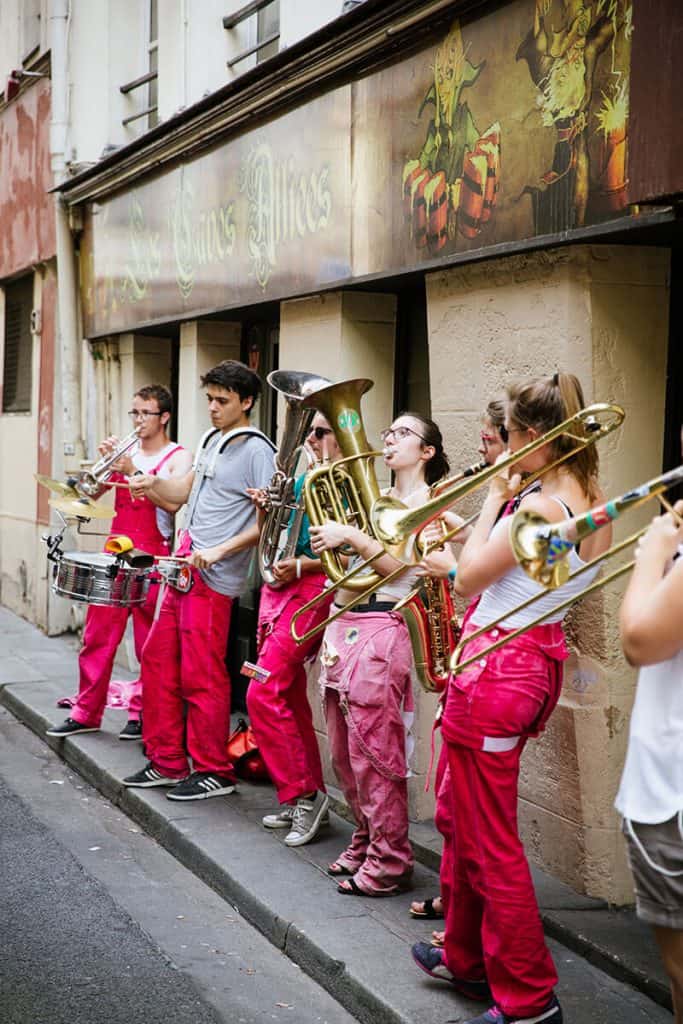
[0,605,672,1024]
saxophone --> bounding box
[392,460,485,692]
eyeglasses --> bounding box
[380,426,425,443]
[308,426,333,440]
[128,410,162,420]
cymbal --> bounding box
[35,473,79,499]
[49,496,113,520]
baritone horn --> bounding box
[257,370,331,587]
[371,403,626,564]
[298,377,384,591]
[450,464,683,678]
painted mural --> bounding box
[80,0,632,336]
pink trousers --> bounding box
[440,622,567,1019]
[71,586,159,728]
[434,749,455,918]
[141,573,235,779]
[246,575,332,803]
[320,610,414,894]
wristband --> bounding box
[448,566,458,582]
[296,558,302,580]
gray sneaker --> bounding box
[263,804,330,830]
[262,805,295,829]
[284,791,330,847]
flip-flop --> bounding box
[337,877,396,898]
[327,861,355,877]
[409,896,444,919]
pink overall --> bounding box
[246,574,332,803]
[70,454,177,729]
[140,560,235,780]
[440,618,569,1019]
[320,610,414,895]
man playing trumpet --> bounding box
[47,385,191,741]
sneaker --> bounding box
[166,771,236,801]
[119,719,143,741]
[464,997,563,1024]
[46,718,99,738]
[262,805,295,829]
[411,942,491,1002]
[283,791,330,847]
[122,762,181,788]
[263,804,331,830]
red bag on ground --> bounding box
[226,718,271,781]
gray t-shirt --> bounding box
[188,430,275,596]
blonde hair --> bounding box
[507,373,599,500]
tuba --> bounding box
[299,378,383,591]
[257,370,331,586]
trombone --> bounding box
[449,464,683,677]
[290,402,624,644]
[371,403,625,563]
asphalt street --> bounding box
[0,707,357,1024]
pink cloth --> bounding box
[140,573,235,779]
[441,618,568,1018]
[70,470,171,728]
[433,750,455,919]
[246,574,332,803]
[320,610,414,894]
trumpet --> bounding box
[71,429,141,500]
[371,403,625,564]
[449,464,683,678]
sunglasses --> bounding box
[380,426,426,443]
[309,426,333,440]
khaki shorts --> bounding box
[623,814,683,929]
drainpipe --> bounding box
[49,0,84,471]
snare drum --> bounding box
[52,551,151,607]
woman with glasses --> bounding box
[411,373,611,1024]
[47,385,192,742]
[310,413,449,897]
[479,399,508,465]
[247,412,343,847]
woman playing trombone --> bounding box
[412,373,610,1024]
[310,412,449,897]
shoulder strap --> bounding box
[215,427,276,456]
[150,444,184,476]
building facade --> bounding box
[1,0,681,902]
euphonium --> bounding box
[71,429,141,500]
[299,378,384,591]
[257,370,331,586]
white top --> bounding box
[133,443,181,539]
[615,553,683,824]
[472,497,601,631]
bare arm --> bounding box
[144,448,194,513]
[188,521,261,570]
[129,468,195,511]
[620,504,683,666]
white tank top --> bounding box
[133,442,181,539]
[615,550,683,824]
[472,496,601,631]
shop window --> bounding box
[2,276,34,414]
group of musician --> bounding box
[45,359,683,1024]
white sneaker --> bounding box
[284,791,330,847]
[262,805,295,829]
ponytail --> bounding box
[507,373,599,500]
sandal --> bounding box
[337,877,396,898]
[328,861,355,877]
[409,896,444,919]
[431,930,445,947]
